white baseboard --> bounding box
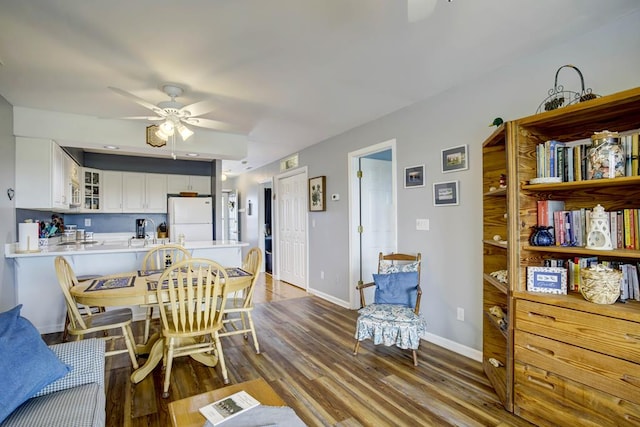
[421,332,482,362]
[308,288,351,309]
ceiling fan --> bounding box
[109,84,240,142]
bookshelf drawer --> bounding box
[514,361,640,427]
[516,298,640,363]
[515,330,640,405]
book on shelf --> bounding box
[610,211,618,249]
[633,263,640,301]
[535,139,592,181]
[199,390,260,426]
[632,133,639,176]
[537,200,565,243]
[616,210,624,249]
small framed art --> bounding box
[441,144,468,173]
[526,266,567,294]
[404,165,425,188]
[309,176,326,211]
[433,180,459,206]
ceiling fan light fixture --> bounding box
[155,120,175,141]
[177,123,194,140]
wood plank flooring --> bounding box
[44,274,533,427]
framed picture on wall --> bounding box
[441,144,468,173]
[404,165,425,188]
[309,176,326,211]
[433,180,459,206]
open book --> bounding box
[199,390,260,425]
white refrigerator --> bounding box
[167,196,213,242]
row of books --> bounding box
[543,257,640,301]
[535,132,640,181]
[537,200,640,249]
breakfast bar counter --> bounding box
[4,238,249,333]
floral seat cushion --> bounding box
[355,304,426,350]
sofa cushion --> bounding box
[34,339,105,397]
[0,383,105,427]
[0,305,71,423]
[373,272,419,308]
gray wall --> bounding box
[233,10,640,354]
[0,95,16,311]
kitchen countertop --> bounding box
[4,233,248,258]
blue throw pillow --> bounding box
[0,305,71,423]
[373,272,419,308]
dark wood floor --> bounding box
[44,274,533,427]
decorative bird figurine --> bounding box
[490,117,504,127]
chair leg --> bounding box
[162,337,175,398]
[214,333,230,384]
[143,306,153,343]
[412,350,418,367]
[122,325,139,369]
[353,340,360,356]
[246,313,260,354]
[63,312,70,342]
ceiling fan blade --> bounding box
[182,117,246,133]
[108,87,163,114]
[117,116,164,121]
[180,100,218,118]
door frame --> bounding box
[257,178,273,273]
[273,166,309,289]
[348,139,397,309]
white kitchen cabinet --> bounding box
[189,175,211,195]
[167,174,211,195]
[15,137,79,211]
[122,172,167,213]
[82,168,101,211]
[102,171,124,212]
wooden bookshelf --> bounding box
[482,86,640,426]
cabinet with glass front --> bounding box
[83,168,101,211]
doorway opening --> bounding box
[348,139,397,309]
[264,187,273,274]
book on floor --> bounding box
[199,390,260,425]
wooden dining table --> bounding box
[71,268,253,384]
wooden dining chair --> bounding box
[62,274,104,342]
[54,256,139,368]
[140,244,192,343]
[156,258,237,398]
[219,247,262,353]
[353,252,425,366]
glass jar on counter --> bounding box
[587,130,625,179]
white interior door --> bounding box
[360,157,394,285]
[276,169,307,288]
[349,140,397,308]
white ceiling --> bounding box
[1,0,638,176]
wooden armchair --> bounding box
[353,252,425,366]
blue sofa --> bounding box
[0,338,106,427]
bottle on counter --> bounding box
[178,233,185,246]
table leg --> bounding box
[131,335,164,384]
[190,352,218,367]
[130,335,219,383]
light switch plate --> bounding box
[416,219,429,230]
